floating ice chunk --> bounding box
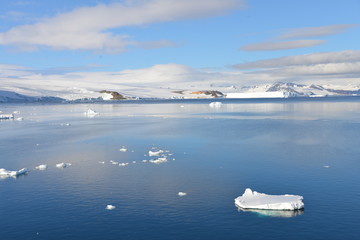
[106,205,116,210]
[35,164,47,170]
[209,102,222,108]
[234,188,304,210]
[323,165,330,168]
[0,168,28,178]
[98,161,105,164]
[119,163,129,167]
[56,163,72,168]
[119,147,127,152]
[13,111,20,114]
[110,160,119,165]
[84,108,98,117]
[149,150,164,157]
[0,114,14,120]
[178,192,187,197]
[142,160,148,163]
[132,161,136,164]
[150,157,168,164]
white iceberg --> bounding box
[150,157,168,164]
[119,163,129,167]
[106,205,116,210]
[209,102,222,108]
[148,150,164,156]
[234,188,304,210]
[35,164,48,170]
[84,108,98,117]
[56,163,72,168]
[119,147,128,152]
[0,168,28,178]
[178,192,187,197]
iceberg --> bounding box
[84,108,98,117]
[0,168,28,178]
[148,150,164,156]
[56,163,72,168]
[150,157,168,164]
[35,164,48,170]
[234,188,304,210]
[106,205,116,210]
[209,102,222,108]
[119,147,128,152]
[178,192,187,197]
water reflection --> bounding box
[236,207,304,218]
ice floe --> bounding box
[119,147,128,152]
[119,163,129,167]
[84,108,98,117]
[0,168,28,178]
[209,102,222,108]
[56,163,72,168]
[178,192,187,197]
[0,114,14,120]
[148,150,164,156]
[150,157,168,164]
[35,164,48,170]
[234,188,304,210]
[106,205,116,210]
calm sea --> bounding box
[1,98,360,240]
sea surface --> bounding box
[1,98,360,240]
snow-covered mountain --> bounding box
[0,82,359,102]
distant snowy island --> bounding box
[1,82,359,103]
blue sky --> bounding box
[0,0,360,88]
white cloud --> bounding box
[233,50,360,85]
[0,0,244,52]
[240,40,325,51]
[279,24,358,39]
[233,50,360,69]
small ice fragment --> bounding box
[110,160,119,165]
[209,102,222,108]
[65,123,71,126]
[149,150,164,157]
[178,192,187,197]
[98,161,105,164]
[150,157,168,164]
[234,188,304,210]
[35,164,47,170]
[142,160,148,163]
[132,161,136,164]
[119,163,129,167]
[180,105,185,108]
[84,108,98,117]
[106,205,116,210]
[56,163,71,168]
[13,111,20,114]
[323,165,330,168]
[0,168,28,178]
[119,147,127,152]
[16,117,24,121]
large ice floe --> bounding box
[234,188,304,210]
[0,168,28,179]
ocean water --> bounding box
[1,98,360,240]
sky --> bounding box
[0,0,360,96]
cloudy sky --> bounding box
[0,0,359,91]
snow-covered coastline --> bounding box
[1,82,359,103]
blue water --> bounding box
[1,98,360,240]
